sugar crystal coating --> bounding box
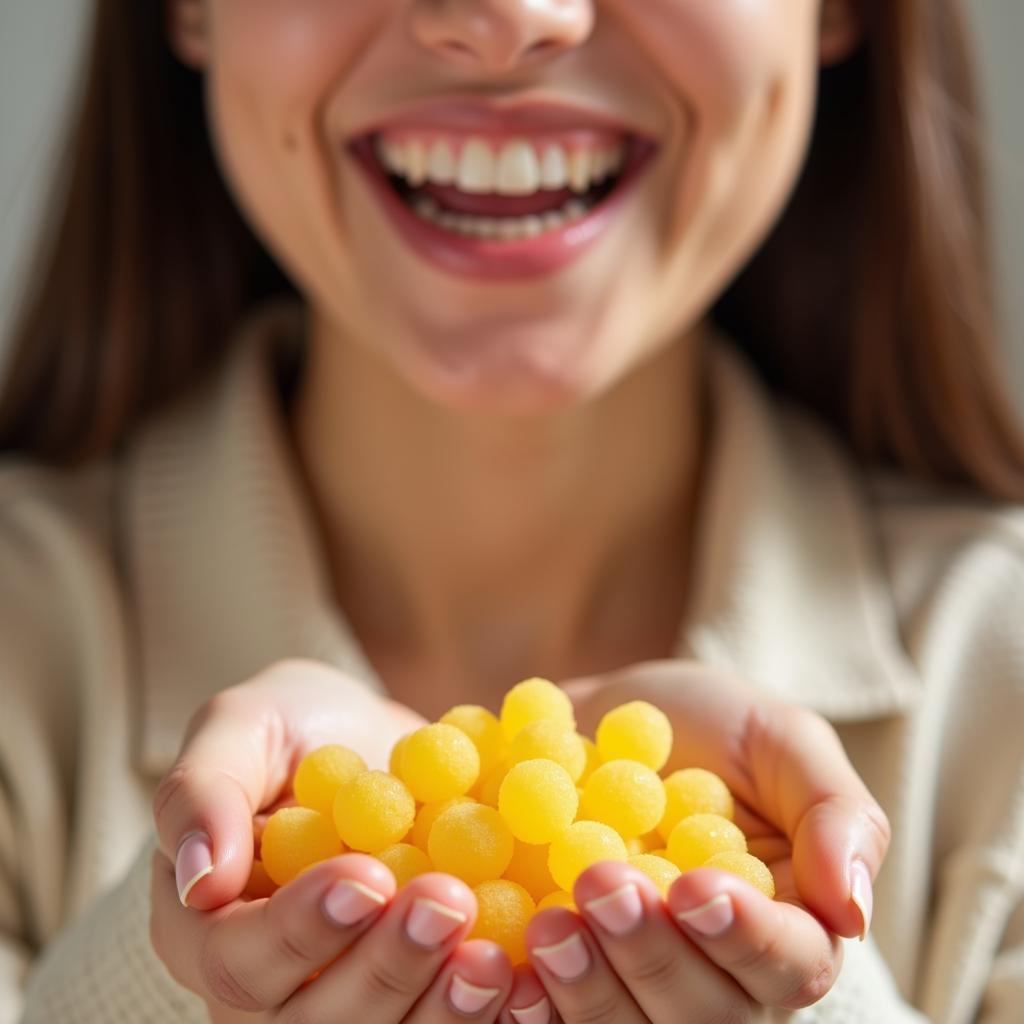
[440,705,505,777]
[294,745,367,818]
[580,760,667,838]
[409,796,474,850]
[261,807,343,886]
[596,701,673,771]
[627,853,681,895]
[658,768,735,840]
[666,813,746,872]
[333,771,415,853]
[503,839,559,902]
[548,820,627,893]
[388,735,410,776]
[470,879,536,964]
[399,723,480,804]
[704,851,776,899]
[377,842,433,887]
[428,802,514,886]
[498,759,579,844]
[500,677,575,741]
[507,721,587,781]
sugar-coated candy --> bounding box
[440,705,505,777]
[377,842,433,887]
[595,700,673,771]
[498,759,579,845]
[470,880,535,964]
[704,851,776,899]
[503,839,559,902]
[506,721,587,781]
[580,760,667,838]
[537,890,577,912]
[578,736,602,785]
[389,735,410,776]
[627,853,681,895]
[244,859,279,899]
[261,807,343,886]
[333,770,416,853]
[294,745,367,818]
[666,813,746,872]
[474,764,507,807]
[399,723,481,804]
[658,768,734,840]
[409,796,474,850]
[500,677,575,741]
[428,802,514,886]
[548,821,627,893]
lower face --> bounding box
[202,0,822,413]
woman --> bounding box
[1,1,1022,1021]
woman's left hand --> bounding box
[502,658,889,1022]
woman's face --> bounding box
[171,1,853,412]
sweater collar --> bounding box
[123,302,919,775]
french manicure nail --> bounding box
[175,832,214,907]
[850,860,874,941]
[510,996,552,1024]
[533,932,591,982]
[448,975,500,1016]
[323,879,387,927]
[675,893,734,937]
[405,898,467,948]
[584,883,643,936]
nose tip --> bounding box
[411,0,594,74]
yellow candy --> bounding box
[578,736,602,785]
[399,724,480,804]
[474,764,508,807]
[596,701,673,772]
[704,851,776,899]
[261,807,343,886]
[500,678,575,741]
[658,768,735,841]
[666,813,746,872]
[440,705,505,777]
[548,821,627,893]
[498,760,579,845]
[244,859,279,899]
[503,839,559,902]
[628,854,681,895]
[409,797,474,850]
[537,890,577,912]
[333,771,416,853]
[389,735,411,776]
[625,837,647,856]
[580,760,666,838]
[377,843,433,887]
[428,802,514,886]
[294,745,367,818]
[507,721,587,782]
[470,880,535,964]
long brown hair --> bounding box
[2,0,1023,499]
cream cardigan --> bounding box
[1,303,1022,1023]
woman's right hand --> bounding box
[148,658,515,1022]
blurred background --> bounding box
[0,2,1022,404]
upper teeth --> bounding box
[374,135,628,196]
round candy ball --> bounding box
[580,760,667,838]
[440,705,506,777]
[537,890,577,912]
[503,839,559,902]
[595,700,673,772]
[261,807,343,886]
[498,759,579,845]
[666,813,746,872]
[333,770,416,853]
[409,796,474,851]
[500,678,575,741]
[627,853,681,895]
[428,802,514,886]
[507,721,587,782]
[704,851,776,899]
[548,820,627,894]
[294,744,367,818]
[658,767,735,840]
[399,723,481,804]
[377,842,433,888]
[470,880,536,964]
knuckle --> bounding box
[201,944,269,1013]
[780,954,838,1010]
[361,960,420,1004]
[567,993,621,1024]
[152,762,201,826]
[272,919,324,966]
[730,930,784,977]
[625,949,682,997]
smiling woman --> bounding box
[1,3,1024,1024]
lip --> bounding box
[347,134,659,282]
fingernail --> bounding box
[510,996,552,1024]
[175,832,214,907]
[323,879,387,927]
[405,897,467,948]
[675,893,734,937]
[850,860,873,941]
[533,931,590,982]
[583,883,643,937]
[448,974,501,1016]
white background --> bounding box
[0,1,1021,403]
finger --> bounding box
[526,907,646,1024]
[153,686,294,909]
[405,940,512,1022]
[667,866,844,1010]
[281,872,477,1023]
[573,862,749,1022]
[499,965,556,1024]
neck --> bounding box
[290,313,710,714]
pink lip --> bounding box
[348,135,658,282]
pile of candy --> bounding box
[252,678,775,963]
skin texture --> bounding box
[156,3,872,1021]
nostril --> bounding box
[440,39,475,58]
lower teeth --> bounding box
[408,194,590,240]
